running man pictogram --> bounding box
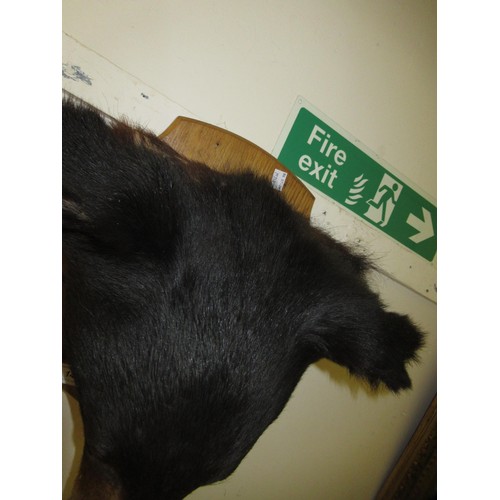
[364,174,403,227]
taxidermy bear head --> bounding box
[62,99,423,500]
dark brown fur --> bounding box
[63,99,423,499]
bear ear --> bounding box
[302,297,424,392]
[62,100,178,255]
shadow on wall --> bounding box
[315,358,387,400]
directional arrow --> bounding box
[407,208,434,244]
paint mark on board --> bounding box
[140,92,150,99]
[62,64,93,86]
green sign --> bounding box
[277,106,437,261]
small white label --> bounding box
[271,169,288,192]
[62,363,76,386]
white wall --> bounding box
[62,1,436,498]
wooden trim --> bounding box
[375,395,437,499]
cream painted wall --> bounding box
[62,1,436,498]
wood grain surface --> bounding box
[159,117,315,218]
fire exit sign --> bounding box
[275,99,437,262]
